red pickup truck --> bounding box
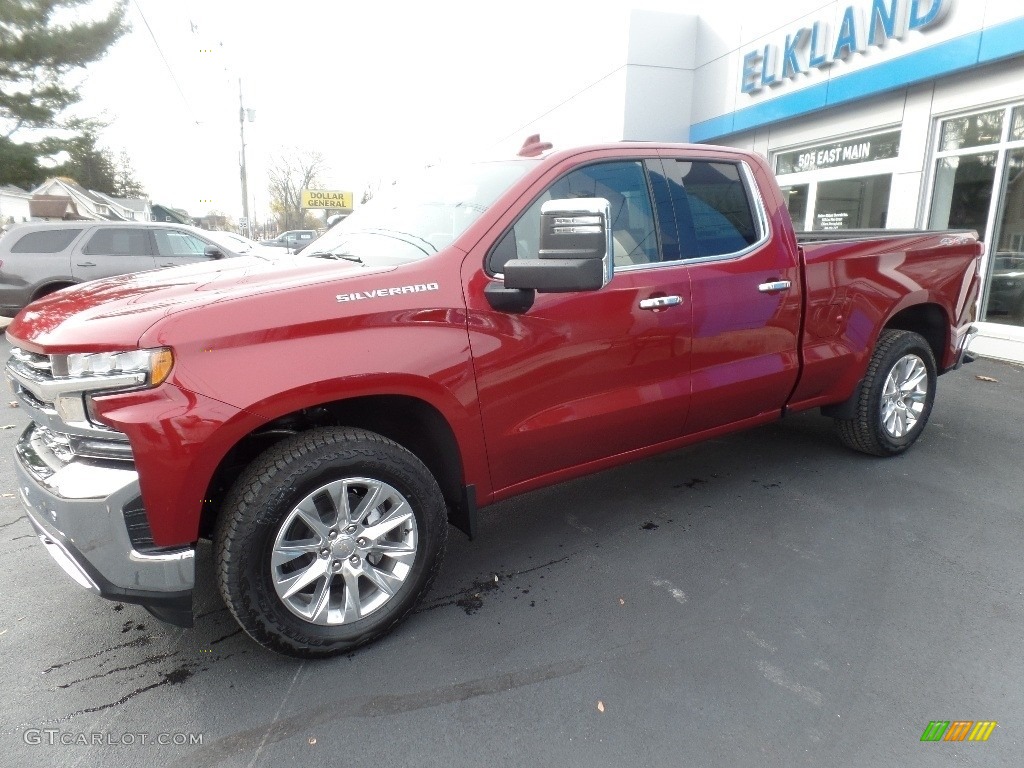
[6,141,982,657]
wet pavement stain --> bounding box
[42,635,154,674]
[55,666,197,723]
[417,554,573,615]
[56,653,177,689]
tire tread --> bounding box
[214,427,447,658]
[834,329,936,457]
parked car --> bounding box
[986,251,1024,322]
[7,141,982,657]
[0,221,258,317]
[202,229,281,259]
[260,229,318,252]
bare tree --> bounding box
[267,148,328,231]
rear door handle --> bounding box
[639,295,683,310]
[76,261,96,267]
[758,280,791,293]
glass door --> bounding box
[927,105,1024,328]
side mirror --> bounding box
[503,198,612,292]
[204,245,225,259]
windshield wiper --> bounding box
[367,228,436,255]
[306,251,363,263]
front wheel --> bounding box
[834,329,937,456]
[215,427,448,658]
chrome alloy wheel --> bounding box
[880,353,929,439]
[270,477,418,625]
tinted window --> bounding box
[489,160,659,273]
[11,229,82,253]
[814,175,891,230]
[83,228,151,256]
[929,154,996,231]
[667,161,759,258]
[154,230,208,256]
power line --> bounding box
[129,0,200,125]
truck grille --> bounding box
[7,345,133,458]
[8,348,57,403]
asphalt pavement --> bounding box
[0,332,1021,767]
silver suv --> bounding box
[0,221,246,317]
[260,229,318,252]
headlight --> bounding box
[65,348,174,387]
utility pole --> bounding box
[238,78,250,236]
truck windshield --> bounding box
[306,159,536,264]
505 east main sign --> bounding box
[741,0,953,94]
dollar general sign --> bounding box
[301,190,353,209]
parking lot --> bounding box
[0,330,1021,767]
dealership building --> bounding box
[515,0,1024,362]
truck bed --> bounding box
[795,228,976,244]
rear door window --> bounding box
[664,160,761,258]
[10,229,82,253]
[82,228,153,256]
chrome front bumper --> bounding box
[15,423,195,625]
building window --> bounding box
[815,175,891,230]
[773,129,899,232]
[927,103,1024,327]
[780,184,809,232]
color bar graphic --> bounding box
[920,720,997,742]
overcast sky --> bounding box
[70,0,694,224]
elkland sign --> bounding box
[741,0,953,94]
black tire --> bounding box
[834,329,938,456]
[214,427,448,658]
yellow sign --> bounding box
[301,189,353,209]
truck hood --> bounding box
[7,254,394,353]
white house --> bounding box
[0,185,32,229]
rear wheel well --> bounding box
[200,396,466,539]
[32,282,75,302]
[884,303,947,371]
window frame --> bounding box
[771,125,902,233]
[485,155,771,278]
[922,101,1024,323]
[635,157,771,269]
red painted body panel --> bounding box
[5,142,983,549]
[787,233,982,412]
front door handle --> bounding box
[639,295,683,310]
[76,261,96,267]
[159,263,176,267]
[758,280,791,293]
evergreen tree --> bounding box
[47,128,118,194]
[0,0,129,187]
[114,150,146,198]
[0,0,129,136]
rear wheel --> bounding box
[834,329,937,456]
[215,427,448,658]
